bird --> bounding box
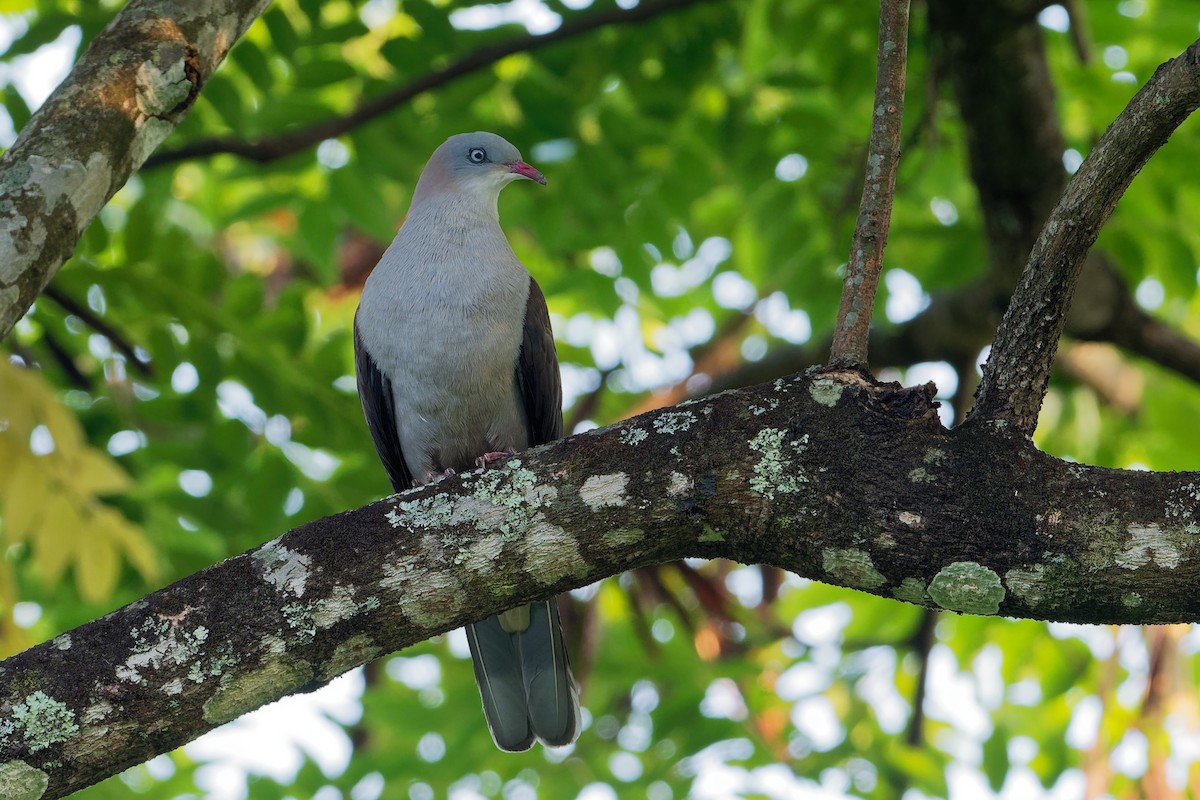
[353,132,579,751]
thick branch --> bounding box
[3,371,1200,798]
[142,0,718,169]
[971,39,1200,433]
[829,0,910,367]
[0,0,271,340]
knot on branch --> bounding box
[811,364,941,423]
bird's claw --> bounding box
[475,449,517,469]
[416,468,456,487]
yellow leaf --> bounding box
[33,501,80,585]
[72,449,132,497]
[2,462,44,543]
[75,530,120,604]
[92,505,160,583]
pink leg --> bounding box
[475,449,517,469]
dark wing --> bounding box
[516,277,563,446]
[354,320,414,492]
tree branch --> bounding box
[0,0,272,341]
[142,0,719,170]
[42,286,153,377]
[971,39,1200,434]
[829,0,911,367]
[3,370,1200,798]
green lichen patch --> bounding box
[620,427,648,446]
[923,448,946,466]
[203,658,314,725]
[1123,592,1144,608]
[929,562,1004,615]
[748,428,809,500]
[0,691,79,753]
[603,528,645,548]
[1116,523,1188,569]
[893,577,930,605]
[653,411,698,435]
[1004,564,1049,607]
[908,467,935,483]
[822,548,887,590]
[322,635,382,681]
[699,526,726,543]
[808,379,844,407]
[387,493,454,530]
[0,760,49,800]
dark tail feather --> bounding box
[467,618,534,751]
[518,599,579,746]
[466,600,579,751]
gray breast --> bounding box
[357,239,532,480]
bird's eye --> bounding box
[468,148,487,163]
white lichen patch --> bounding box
[821,548,886,590]
[666,472,693,497]
[1165,482,1200,534]
[808,379,844,407]
[118,615,211,684]
[252,542,312,598]
[893,577,929,605]
[1005,564,1048,607]
[928,562,1004,615]
[748,428,809,500]
[51,634,71,651]
[604,528,644,548]
[407,571,467,628]
[653,411,698,435]
[523,521,588,586]
[459,533,506,574]
[1116,523,1185,569]
[898,511,923,528]
[580,473,629,510]
[0,691,79,753]
[620,427,649,446]
[162,678,184,696]
[135,51,192,117]
[203,658,314,725]
[81,702,111,725]
[0,760,49,800]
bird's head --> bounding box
[413,132,546,207]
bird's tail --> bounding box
[466,598,580,751]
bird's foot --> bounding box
[475,449,517,469]
[415,468,456,486]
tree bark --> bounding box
[0,0,271,340]
[1,368,1199,799]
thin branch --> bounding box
[905,609,938,746]
[970,39,1200,434]
[42,286,153,377]
[143,0,719,170]
[828,0,911,367]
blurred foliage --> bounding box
[2,0,1200,798]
